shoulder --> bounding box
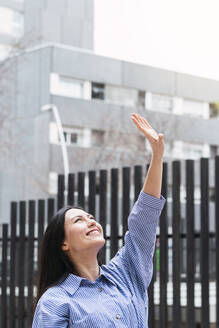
[36,285,70,315]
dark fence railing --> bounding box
[0,157,219,328]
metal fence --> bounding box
[0,157,219,327]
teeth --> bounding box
[88,230,99,235]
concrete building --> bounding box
[0,0,219,222]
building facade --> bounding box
[0,0,219,222]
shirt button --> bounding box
[116,314,121,319]
[98,287,103,292]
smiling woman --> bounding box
[32,114,166,328]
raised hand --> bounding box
[131,113,164,157]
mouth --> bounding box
[86,228,101,236]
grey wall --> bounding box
[24,0,94,50]
[51,45,219,102]
[1,44,219,223]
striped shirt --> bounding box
[32,191,166,328]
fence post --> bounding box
[159,162,168,328]
[1,224,8,328]
[57,174,65,210]
[38,200,45,265]
[88,171,96,216]
[99,170,107,264]
[68,173,75,206]
[78,172,85,208]
[18,201,26,328]
[134,165,142,201]
[216,156,219,328]
[172,160,181,326]
[9,202,17,328]
[110,168,119,258]
[27,200,35,327]
[186,160,195,326]
[147,161,155,328]
[47,198,55,225]
[200,157,209,327]
[122,167,130,241]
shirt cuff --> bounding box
[137,190,166,210]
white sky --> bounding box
[94,0,219,81]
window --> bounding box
[0,7,23,37]
[138,90,146,107]
[50,73,88,99]
[146,93,209,119]
[209,102,219,118]
[152,93,173,113]
[92,82,105,100]
[164,140,210,160]
[49,172,58,195]
[63,129,82,146]
[146,92,173,113]
[62,127,90,147]
[104,85,138,107]
[210,145,218,157]
[171,141,210,160]
[0,44,11,61]
[50,123,91,148]
[91,130,104,147]
[180,99,209,119]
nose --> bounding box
[87,218,96,226]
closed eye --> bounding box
[74,217,83,223]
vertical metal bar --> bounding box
[18,201,26,328]
[148,252,156,328]
[134,165,142,201]
[38,200,45,265]
[122,167,130,241]
[159,162,168,328]
[110,168,119,258]
[215,156,219,328]
[1,224,8,328]
[47,198,55,225]
[78,172,85,208]
[99,170,107,264]
[68,173,75,206]
[57,174,65,210]
[186,160,195,327]
[27,200,35,327]
[172,160,181,326]
[88,171,96,216]
[200,157,209,327]
[9,202,17,328]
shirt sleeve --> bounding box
[32,289,69,328]
[104,191,166,297]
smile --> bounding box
[86,229,100,236]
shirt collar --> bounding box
[58,266,116,296]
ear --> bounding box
[62,241,69,252]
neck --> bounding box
[70,252,100,282]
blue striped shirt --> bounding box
[32,191,166,327]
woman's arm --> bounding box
[131,113,164,198]
[105,114,166,295]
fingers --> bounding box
[131,115,143,130]
[131,113,160,142]
[132,113,151,128]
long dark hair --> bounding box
[34,205,101,312]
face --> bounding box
[62,208,105,255]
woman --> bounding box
[32,113,166,327]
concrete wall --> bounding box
[51,45,219,102]
[0,44,219,222]
[51,95,219,146]
[24,0,94,50]
[0,0,24,13]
